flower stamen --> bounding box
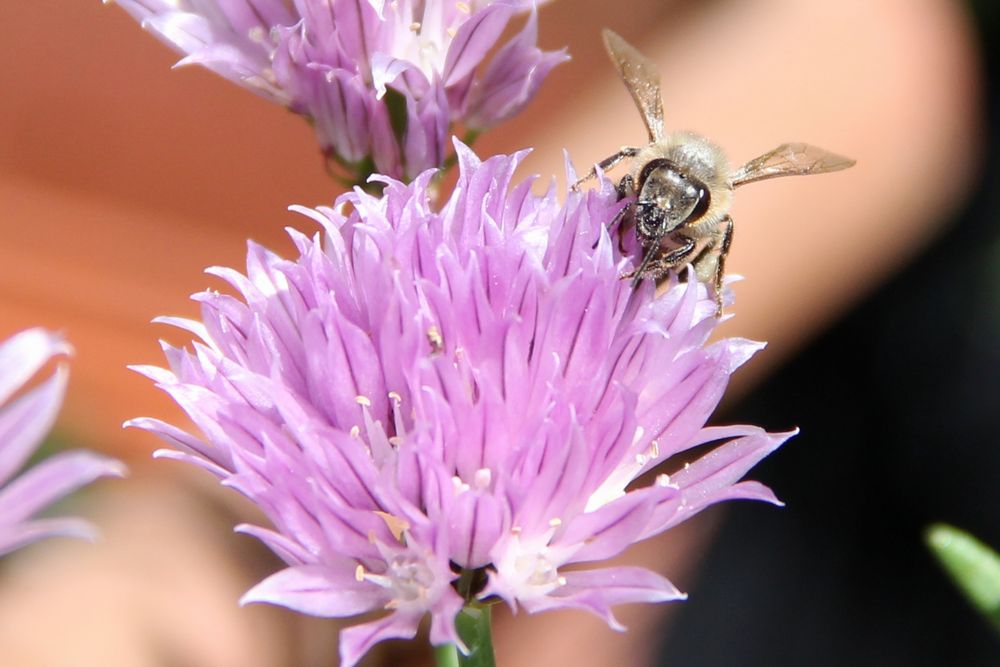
[427,326,444,353]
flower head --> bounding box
[131,142,789,666]
[112,0,568,181]
[0,329,126,557]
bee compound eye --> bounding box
[689,185,711,222]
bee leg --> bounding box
[714,216,735,316]
[623,235,697,289]
[692,216,734,317]
[615,174,638,252]
[572,147,640,190]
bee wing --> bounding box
[602,28,664,142]
[730,143,855,188]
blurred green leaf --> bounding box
[925,523,1000,634]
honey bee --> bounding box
[575,29,855,316]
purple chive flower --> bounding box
[130,142,790,667]
[112,0,568,181]
[0,329,125,557]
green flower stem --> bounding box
[434,604,496,667]
[925,523,1000,633]
[434,643,460,667]
[457,604,496,667]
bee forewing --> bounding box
[730,143,855,187]
[602,28,665,142]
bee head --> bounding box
[634,159,709,242]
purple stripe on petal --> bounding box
[466,8,569,128]
[555,483,676,564]
[330,0,379,79]
[214,0,295,34]
[449,489,506,568]
[370,53,416,98]
[442,3,513,87]
[642,429,794,538]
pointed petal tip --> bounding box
[150,447,175,459]
[125,416,171,434]
[775,427,800,446]
[239,572,289,608]
[451,135,478,161]
[562,149,578,185]
[233,522,257,536]
[126,363,159,379]
[101,458,130,479]
[68,451,129,480]
[237,589,258,608]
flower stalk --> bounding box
[434,642,460,667]
[454,605,496,667]
[435,603,496,667]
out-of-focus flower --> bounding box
[130,142,789,666]
[111,0,567,182]
[0,329,126,557]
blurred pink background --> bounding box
[0,1,983,665]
